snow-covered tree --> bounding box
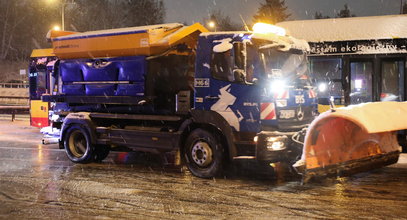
[402,2,407,14]
[252,0,290,24]
[314,11,330,19]
[336,4,356,18]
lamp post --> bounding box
[61,2,65,30]
[47,0,74,31]
[61,0,75,30]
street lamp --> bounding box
[47,0,75,31]
[53,25,61,31]
[208,21,216,31]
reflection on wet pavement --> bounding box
[1,119,407,219]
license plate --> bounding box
[279,110,295,119]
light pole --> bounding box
[61,2,65,30]
[61,0,75,30]
[47,0,74,31]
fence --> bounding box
[0,105,29,121]
[0,82,29,88]
[0,96,29,105]
[0,85,29,105]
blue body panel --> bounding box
[59,56,146,96]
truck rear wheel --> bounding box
[64,125,94,163]
[184,129,223,178]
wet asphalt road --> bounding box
[1,117,407,219]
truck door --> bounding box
[206,40,261,133]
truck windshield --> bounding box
[247,46,311,87]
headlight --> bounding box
[270,80,286,94]
[266,137,286,151]
[318,83,327,92]
[253,136,258,143]
[267,141,285,151]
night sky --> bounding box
[164,0,404,24]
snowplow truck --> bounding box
[40,22,404,179]
[42,22,315,178]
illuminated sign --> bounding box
[309,39,407,55]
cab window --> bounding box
[211,50,234,82]
[210,41,255,84]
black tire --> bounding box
[64,125,94,163]
[94,145,110,162]
[184,128,223,178]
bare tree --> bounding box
[0,0,166,62]
[0,1,21,60]
[0,0,59,61]
[204,10,242,31]
[67,0,165,32]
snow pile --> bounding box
[253,33,310,52]
[55,23,184,41]
[40,126,60,136]
[200,32,247,37]
[277,15,407,42]
[213,38,233,53]
[319,101,407,134]
[202,31,310,53]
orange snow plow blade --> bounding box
[294,102,407,181]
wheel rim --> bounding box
[68,130,87,158]
[191,140,213,167]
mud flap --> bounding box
[294,102,407,182]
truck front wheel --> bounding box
[184,129,223,178]
[64,125,94,163]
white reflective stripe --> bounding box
[261,103,275,120]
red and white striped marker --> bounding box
[260,103,277,120]
[273,90,289,99]
[308,89,317,98]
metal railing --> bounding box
[0,105,29,121]
[0,83,29,88]
[0,96,29,105]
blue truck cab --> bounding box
[192,32,317,162]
